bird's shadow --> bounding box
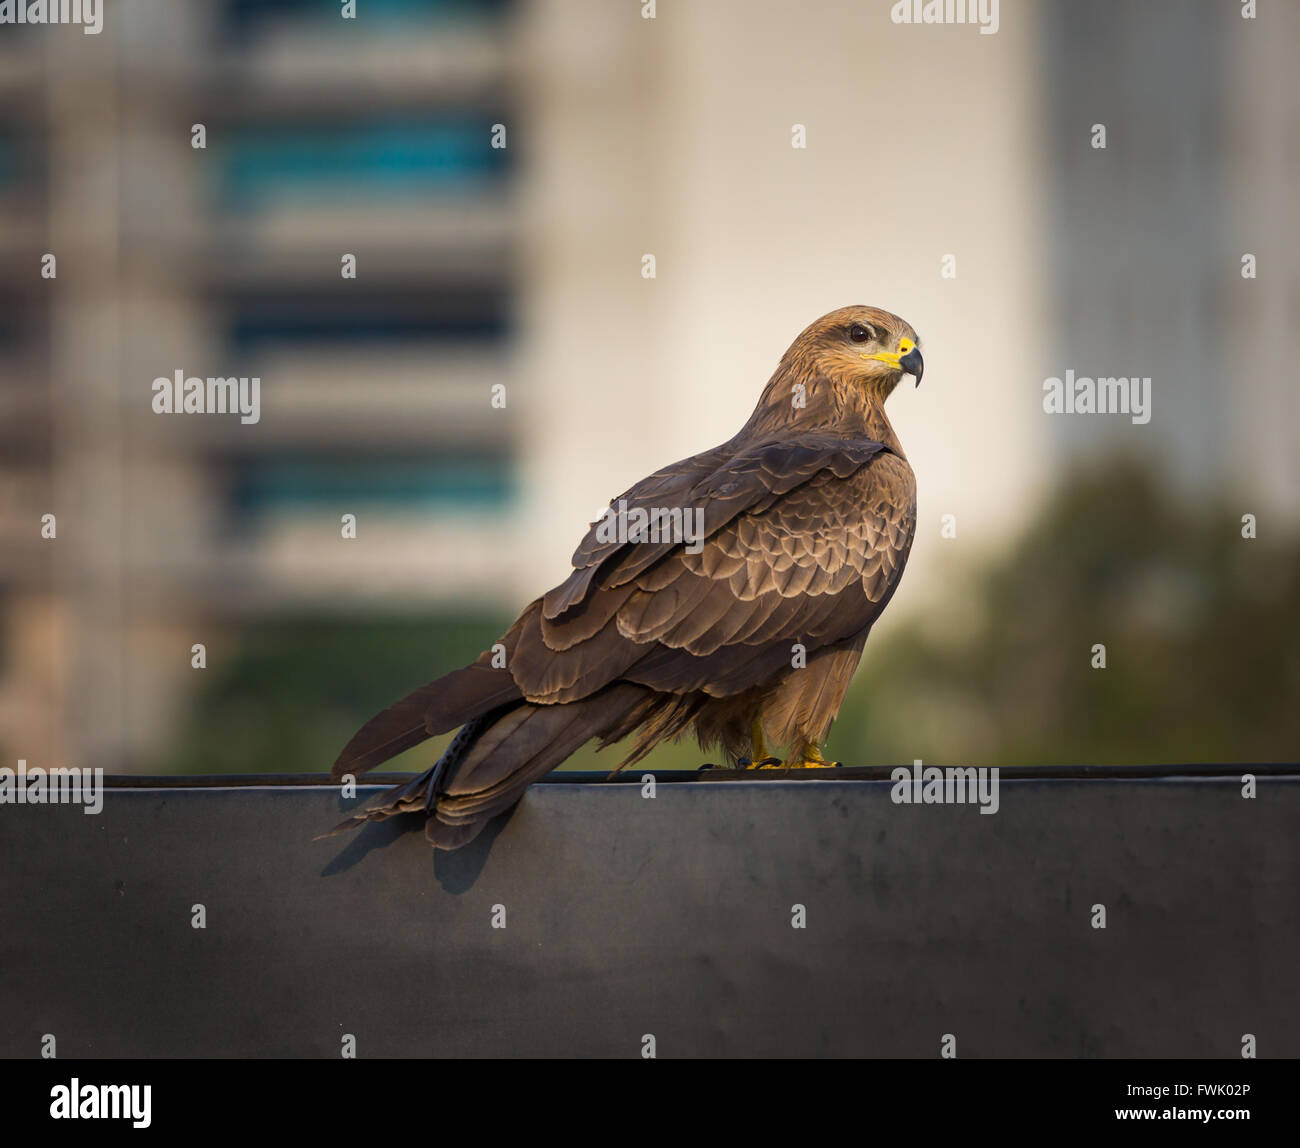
[317,803,517,894]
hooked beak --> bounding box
[863,336,924,387]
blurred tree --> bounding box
[828,459,1300,766]
[161,613,510,775]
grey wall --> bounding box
[2,771,1296,1058]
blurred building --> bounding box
[2,0,525,771]
[0,0,1292,775]
[1043,0,1299,518]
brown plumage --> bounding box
[325,305,922,849]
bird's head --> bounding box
[793,305,924,401]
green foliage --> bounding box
[827,460,1300,766]
[161,613,511,775]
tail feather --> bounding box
[324,683,654,850]
[317,714,493,839]
[330,663,522,781]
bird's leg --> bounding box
[739,718,783,769]
[782,740,842,769]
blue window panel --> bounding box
[222,0,513,37]
[231,455,516,517]
[222,287,511,352]
[218,119,510,206]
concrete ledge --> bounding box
[3,769,1297,1058]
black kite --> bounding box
[327,305,922,849]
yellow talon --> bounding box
[782,743,841,769]
[733,727,840,770]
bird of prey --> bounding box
[326,304,922,849]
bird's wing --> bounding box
[511,437,916,703]
[544,434,887,616]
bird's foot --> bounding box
[702,756,784,771]
[702,738,838,771]
[782,745,841,769]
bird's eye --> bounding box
[849,324,872,343]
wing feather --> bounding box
[510,442,915,705]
